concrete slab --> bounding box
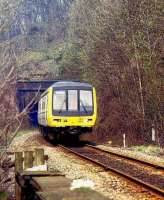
[36,189,110,200]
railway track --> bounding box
[59,144,164,198]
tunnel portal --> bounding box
[16,80,57,127]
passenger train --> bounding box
[38,81,97,141]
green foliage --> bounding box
[16,42,68,80]
[59,42,89,79]
[1,0,163,145]
[15,129,34,138]
[0,192,8,200]
[17,51,45,66]
[64,0,163,145]
[131,145,163,155]
[75,187,92,192]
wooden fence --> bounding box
[15,148,48,200]
[15,148,109,200]
[15,148,46,172]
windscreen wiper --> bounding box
[58,99,66,114]
[80,99,88,114]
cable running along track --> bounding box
[59,144,164,198]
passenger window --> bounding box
[42,101,45,111]
[40,99,42,112]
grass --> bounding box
[75,187,92,192]
[131,145,163,156]
[15,129,35,138]
[0,192,8,200]
[17,44,65,67]
[17,51,45,67]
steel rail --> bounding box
[59,145,164,198]
[86,144,164,170]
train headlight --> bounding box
[53,119,61,122]
[84,119,93,123]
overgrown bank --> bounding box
[60,0,163,146]
[0,0,163,147]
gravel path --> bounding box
[8,131,163,200]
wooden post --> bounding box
[15,152,23,172]
[152,124,156,142]
[15,152,23,200]
[123,134,126,148]
[34,148,45,166]
[15,183,21,200]
[24,151,33,170]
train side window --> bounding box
[39,101,41,112]
[42,98,45,112]
[40,99,42,112]
[45,95,47,112]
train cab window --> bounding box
[68,90,78,111]
[80,90,93,112]
[53,90,66,111]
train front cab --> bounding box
[46,86,97,135]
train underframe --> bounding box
[39,125,92,144]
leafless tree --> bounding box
[64,0,163,145]
[0,1,29,199]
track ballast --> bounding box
[59,144,164,198]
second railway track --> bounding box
[59,144,164,198]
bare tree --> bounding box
[0,1,26,199]
[63,0,163,145]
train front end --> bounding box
[47,81,97,135]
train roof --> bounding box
[40,81,93,98]
[51,81,93,89]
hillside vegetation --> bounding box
[62,0,163,145]
[0,0,163,146]
[0,1,163,198]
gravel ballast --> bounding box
[9,130,163,200]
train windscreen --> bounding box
[68,90,78,111]
[53,90,66,111]
[80,90,93,113]
[53,89,93,115]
